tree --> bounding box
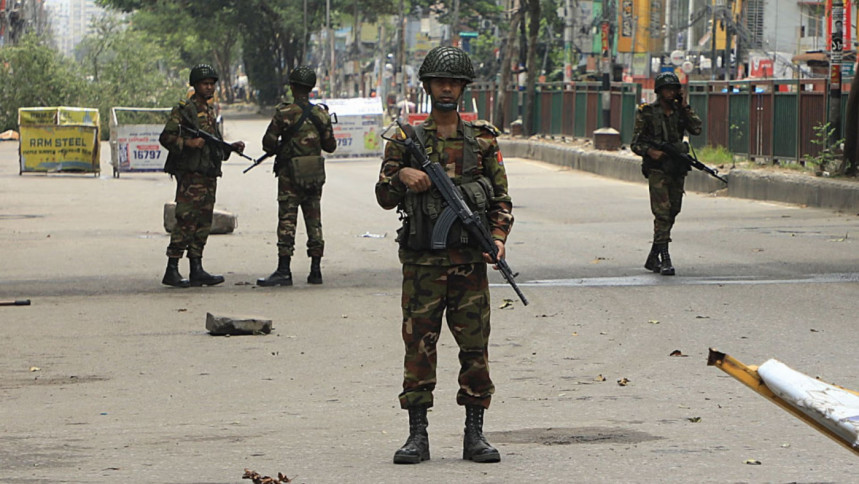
[523,0,540,136]
[0,34,88,131]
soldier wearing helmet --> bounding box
[375,45,513,465]
[159,64,245,288]
[631,71,702,276]
[257,65,336,287]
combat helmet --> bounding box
[654,72,681,92]
[189,64,218,85]
[289,66,317,88]
[418,46,475,84]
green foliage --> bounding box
[0,34,89,131]
[76,17,187,137]
[695,145,734,167]
[807,122,845,173]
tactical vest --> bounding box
[644,103,690,177]
[397,122,494,251]
[163,99,224,177]
[273,103,327,188]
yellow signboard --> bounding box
[20,125,99,172]
[616,0,664,54]
[18,107,101,173]
[19,107,99,126]
[58,107,99,126]
[18,108,57,126]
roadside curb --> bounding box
[499,139,859,212]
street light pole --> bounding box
[831,0,844,142]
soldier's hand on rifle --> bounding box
[647,147,665,160]
[231,141,246,153]
[186,137,205,149]
[398,167,432,192]
[483,240,506,269]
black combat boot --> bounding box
[162,257,190,288]
[257,256,293,287]
[659,244,675,276]
[463,405,501,463]
[393,405,430,464]
[189,257,225,286]
[307,256,323,284]
[644,243,661,273]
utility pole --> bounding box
[710,2,720,80]
[831,0,845,142]
[451,0,460,47]
[600,0,613,128]
[303,0,308,62]
[563,0,574,83]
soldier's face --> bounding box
[659,85,678,101]
[194,79,217,100]
[427,78,465,103]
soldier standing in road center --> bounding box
[160,64,245,288]
[257,66,336,286]
[375,46,514,464]
[631,71,702,276]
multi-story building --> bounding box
[44,0,105,57]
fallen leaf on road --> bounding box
[29,366,40,372]
[669,350,688,357]
[744,459,762,465]
[499,299,514,309]
[648,320,660,324]
[687,416,701,423]
[590,257,607,264]
[617,377,630,386]
[594,374,606,382]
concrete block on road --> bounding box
[205,312,272,335]
[163,202,237,234]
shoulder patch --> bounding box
[471,119,500,137]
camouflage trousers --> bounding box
[276,175,324,258]
[398,262,494,410]
[648,169,685,244]
[166,172,217,259]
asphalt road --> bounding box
[1,112,858,483]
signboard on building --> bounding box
[616,0,664,54]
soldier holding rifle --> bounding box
[375,46,515,465]
[631,72,703,276]
[159,64,246,288]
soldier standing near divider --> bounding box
[257,66,336,287]
[631,71,702,276]
[159,64,245,288]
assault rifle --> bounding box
[243,152,274,173]
[179,125,254,162]
[382,121,529,306]
[647,139,728,184]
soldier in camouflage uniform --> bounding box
[160,64,245,288]
[257,66,336,286]
[631,72,702,276]
[375,46,514,465]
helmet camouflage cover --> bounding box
[289,66,317,88]
[654,72,681,92]
[189,64,218,85]
[419,46,475,83]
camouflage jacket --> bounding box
[375,116,514,266]
[631,100,703,171]
[262,97,336,175]
[160,96,226,177]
